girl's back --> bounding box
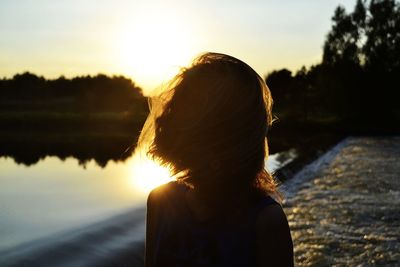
[145,181,292,267]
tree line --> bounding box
[266,0,400,132]
[0,73,147,166]
[1,0,399,135]
[0,73,147,113]
[2,0,398,166]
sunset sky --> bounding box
[1,0,356,94]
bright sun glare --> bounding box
[116,9,197,93]
[129,151,174,193]
[119,9,195,190]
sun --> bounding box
[129,151,174,193]
[115,9,198,94]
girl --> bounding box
[140,52,293,267]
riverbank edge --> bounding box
[277,137,350,200]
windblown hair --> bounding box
[138,52,280,203]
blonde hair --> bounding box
[138,52,280,203]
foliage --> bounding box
[0,73,147,113]
[266,0,400,132]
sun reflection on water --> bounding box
[129,151,174,193]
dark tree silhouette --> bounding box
[0,73,149,167]
[266,69,293,112]
[2,0,400,167]
[0,72,147,113]
[322,3,364,65]
[364,0,400,71]
[266,0,400,132]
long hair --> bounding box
[138,52,280,206]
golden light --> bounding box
[129,150,174,193]
[115,8,199,94]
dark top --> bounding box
[145,181,280,267]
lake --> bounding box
[0,150,292,266]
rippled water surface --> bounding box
[283,137,400,266]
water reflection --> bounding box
[0,150,291,254]
[0,133,136,167]
[0,156,144,252]
[129,152,173,192]
[0,140,293,267]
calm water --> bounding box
[0,156,145,253]
[0,152,288,258]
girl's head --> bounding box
[139,52,278,198]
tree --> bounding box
[364,0,400,71]
[322,1,366,66]
[266,69,293,113]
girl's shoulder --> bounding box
[150,180,187,195]
[254,197,294,266]
[250,194,281,224]
[147,181,187,207]
[256,194,280,208]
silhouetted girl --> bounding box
[140,53,293,267]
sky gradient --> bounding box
[1,0,357,94]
